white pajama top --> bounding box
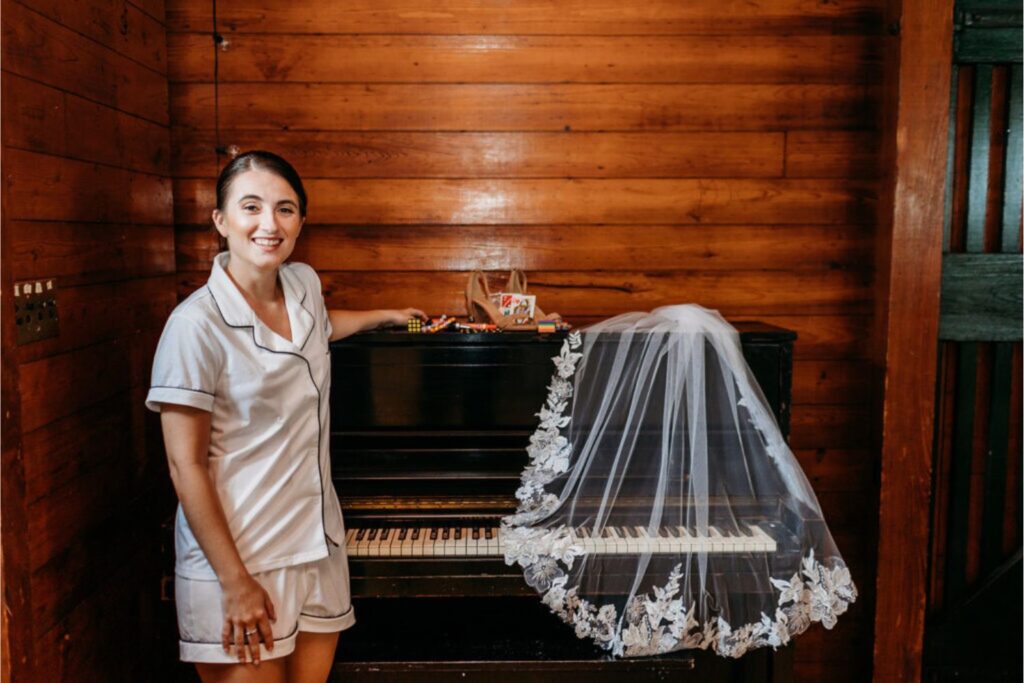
[146,251,345,580]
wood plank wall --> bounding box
[166,2,884,679]
[1,0,176,678]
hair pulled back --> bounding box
[215,150,308,217]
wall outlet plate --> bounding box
[14,279,59,345]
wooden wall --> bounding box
[1,0,176,678]
[166,2,884,679]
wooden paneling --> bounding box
[167,0,885,35]
[23,0,167,74]
[1,0,174,678]
[177,269,872,316]
[5,149,172,225]
[9,221,175,287]
[1,0,169,124]
[168,33,881,84]
[172,131,786,179]
[175,178,875,225]
[171,83,878,132]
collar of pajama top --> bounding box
[165,252,344,579]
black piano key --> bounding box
[485,528,494,540]
[368,528,379,541]
[412,528,421,540]
[430,528,438,540]
[356,528,367,541]
[472,528,480,540]
[398,528,408,541]
[442,528,450,540]
[455,528,462,540]
[381,528,391,540]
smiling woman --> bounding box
[146,151,425,683]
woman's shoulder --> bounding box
[165,285,220,329]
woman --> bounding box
[146,151,426,682]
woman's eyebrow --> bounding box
[238,194,263,203]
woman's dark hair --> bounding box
[215,150,308,217]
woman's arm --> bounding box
[328,307,426,342]
[160,404,277,665]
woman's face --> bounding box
[212,168,304,274]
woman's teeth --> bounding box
[253,238,282,247]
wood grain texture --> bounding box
[175,178,876,225]
[9,221,175,287]
[872,0,954,680]
[167,0,886,35]
[5,149,173,225]
[168,33,882,84]
[22,0,168,74]
[1,0,169,125]
[177,224,871,272]
[172,131,786,179]
[3,74,171,176]
[171,82,879,132]
[175,268,872,316]
[786,131,881,178]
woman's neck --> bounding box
[224,254,281,304]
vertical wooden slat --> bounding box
[966,64,993,253]
[928,341,958,611]
[873,0,954,679]
[949,66,975,253]
[945,341,977,600]
[964,342,992,585]
[1002,64,1023,253]
[980,342,1013,572]
[943,64,961,253]
[1003,343,1023,556]
[984,65,1009,253]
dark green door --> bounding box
[925,2,1022,681]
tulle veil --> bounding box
[501,304,857,658]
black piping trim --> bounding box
[207,285,337,553]
[179,622,300,646]
[299,603,354,620]
[150,385,215,397]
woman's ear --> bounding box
[211,208,227,238]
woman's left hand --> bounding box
[386,308,428,327]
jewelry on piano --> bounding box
[500,305,857,659]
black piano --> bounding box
[330,323,797,681]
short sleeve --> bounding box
[145,314,222,413]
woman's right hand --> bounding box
[220,572,277,665]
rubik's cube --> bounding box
[407,317,423,333]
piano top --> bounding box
[331,320,797,346]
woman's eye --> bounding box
[243,204,259,212]
[279,207,295,215]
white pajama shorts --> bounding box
[175,544,356,663]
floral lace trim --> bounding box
[501,330,858,658]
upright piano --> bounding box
[329,323,796,681]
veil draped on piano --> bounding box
[501,304,857,658]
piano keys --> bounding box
[345,523,778,557]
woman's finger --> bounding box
[222,619,233,654]
[234,621,247,663]
[245,624,261,666]
[256,616,274,655]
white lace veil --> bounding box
[501,305,857,658]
